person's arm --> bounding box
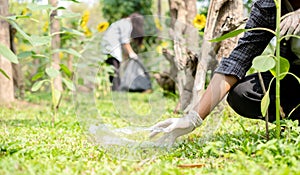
[123,43,138,59]
[149,0,276,146]
[119,18,138,59]
[195,73,238,120]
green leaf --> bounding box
[62,78,75,91]
[18,51,35,59]
[31,80,49,91]
[46,67,60,78]
[29,35,51,47]
[0,68,10,80]
[60,64,72,77]
[6,15,30,20]
[7,20,49,47]
[261,90,270,117]
[270,57,290,80]
[252,55,275,72]
[55,12,80,19]
[8,20,32,41]
[62,0,80,3]
[62,27,84,36]
[31,72,45,81]
[210,29,246,42]
[32,54,48,59]
[27,4,53,11]
[210,27,275,43]
[52,88,62,108]
[0,43,19,63]
[53,49,82,58]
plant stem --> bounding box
[258,72,269,140]
[51,78,55,127]
[275,0,281,139]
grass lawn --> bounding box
[0,91,299,175]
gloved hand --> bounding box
[149,110,203,146]
[280,9,300,40]
[129,52,138,60]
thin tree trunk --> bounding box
[168,0,199,112]
[0,0,14,104]
[158,0,161,20]
[10,25,25,99]
[49,0,63,92]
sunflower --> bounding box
[154,18,162,31]
[80,11,90,29]
[193,14,206,30]
[43,21,49,33]
[156,41,169,53]
[84,28,92,38]
[97,22,109,32]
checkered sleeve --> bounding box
[215,0,276,79]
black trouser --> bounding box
[227,66,300,123]
[105,56,120,91]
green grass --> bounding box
[0,91,299,174]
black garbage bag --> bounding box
[119,58,152,92]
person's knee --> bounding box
[227,76,264,119]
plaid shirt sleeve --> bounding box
[215,0,276,79]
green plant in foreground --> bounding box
[1,3,83,125]
[210,0,300,139]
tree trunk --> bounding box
[10,24,25,99]
[49,0,63,92]
[191,0,244,109]
[0,0,14,104]
[169,0,199,112]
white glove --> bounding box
[280,9,300,40]
[129,52,138,60]
[149,110,203,146]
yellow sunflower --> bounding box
[193,14,206,30]
[156,41,169,54]
[97,22,109,32]
[43,21,49,33]
[80,11,90,29]
[154,18,162,31]
[84,28,92,37]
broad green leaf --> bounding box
[261,90,270,117]
[6,15,30,20]
[53,49,82,58]
[270,57,290,80]
[46,67,60,78]
[31,80,49,91]
[210,27,275,43]
[62,27,84,36]
[52,88,62,108]
[29,35,51,47]
[210,29,246,42]
[252,55,275,72]
[18,51,35,59]
[31,72,45,81]
[62,78,75,91]
[0,43,19,63]
[32,54,48,59]
[56,6,66,10]
[8,20,31,42]
[0,68,10,80]
[55,12,80,19]
[60,64,72,77]
[27,4,53,11]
